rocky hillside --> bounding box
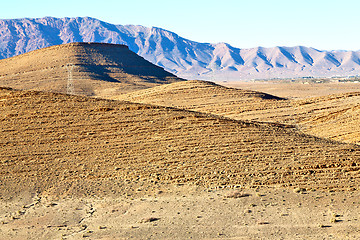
[1,87,360,199]
[0,17,359,81]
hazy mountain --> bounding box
[0,16,359,81]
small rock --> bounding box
[225,190,250,198]
[293,187,306,194]
[140,217,160,223]
[17,210,25,215]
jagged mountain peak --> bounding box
[0,16,359,81]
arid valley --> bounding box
[0,43,360,239]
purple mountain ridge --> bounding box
[0,16,359,81]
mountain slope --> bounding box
[0,42,183,96]
[0,17,360,81]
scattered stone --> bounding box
[293,187,306,194]
[318,224,331,228]
[140,217,160,223]
[17,210,25,215]
[225,190,250,198]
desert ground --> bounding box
[0,86,360,239]
[1,186,360,240]
[223,81,360,99]
[0,43,360,239]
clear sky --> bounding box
[1,0,360,51]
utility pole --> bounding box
[65,63,75,95]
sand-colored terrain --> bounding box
[1,43,360,239]
[223,81,360,99]
[115,80,289,121]
[1,187,360,240]
[1,87,360,239]
[2,87,360,195]
[0,42,183,97]
[117,80,360,145]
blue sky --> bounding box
[2,0,360,50]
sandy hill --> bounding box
[291,92,360,144]
[116,80,296,125]
[117,80,360,145]
[116,80,288,119]
[1,87,359,200]
[0,42,183,98]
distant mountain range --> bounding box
[0,16,359,81]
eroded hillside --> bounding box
[1,87,359,200]
[117,80,360,145]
